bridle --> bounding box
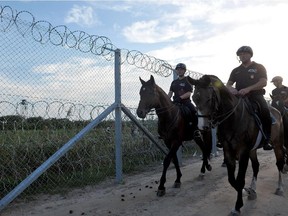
[197,86,243,128]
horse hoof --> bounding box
[157,189,166,197]
[247,189,257,200]
[275,188,284,196]
[173,182,181,188]
[206,164,212,171]
[242,188,249,197]
[229,209,240,216]
[198,173,205,180]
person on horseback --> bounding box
[226,46,273,150]
[168,63,201,138]
[271,76,288,107]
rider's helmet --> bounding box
[236,46,253,57]
[271,76,283,83]
[175,63,187,71]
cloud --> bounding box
[122,20,191,43]
[64,4,100,27]
[129,1,288,99]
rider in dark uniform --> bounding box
[168,63,201,138]
[271,76,288,107]
[226,46,273,150]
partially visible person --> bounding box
[168,63,201,138]
[226,46,273,150]
[271,76,288,107]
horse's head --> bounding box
[188,75,224,117]
[136,75,159,119]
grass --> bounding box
[0,120,198,200]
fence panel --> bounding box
[0,4,203,211]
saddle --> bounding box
[244,98,276,148]
[245,98,276,125]
[175,103,193,122]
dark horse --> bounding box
[188,75,287,215]
[271,93,288,163]
[136,75,212,196]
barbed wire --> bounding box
[0,100,129,122]
[0,4,202,206]
[0,5,203,78]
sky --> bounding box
[1,0,288,97]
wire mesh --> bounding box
[0,4,202,207]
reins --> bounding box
[153,104,175,115]
[211,98,242,127]
[204,85,243,128]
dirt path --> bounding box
[2,150,288,216]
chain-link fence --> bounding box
[0,5,204,211]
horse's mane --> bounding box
[153,83,172,103]
[201,75,233,99]
[156,84,169,97]
[202,75,224,88]
[189,74,225,89]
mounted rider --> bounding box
[168,63,201,139]
[271,76,288,108]
[226,46,273,150]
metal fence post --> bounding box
[114,49,123,183]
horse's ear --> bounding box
[150,75,155,84]
[139,76,145,85]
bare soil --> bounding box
[2,150,288,216]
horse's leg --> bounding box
[194,130,212,175]
[271,121,287,195]
[279,115,288,169]
[273,142,286,195]
[171,150,182,188]
[244,151,259,200]
[283,116,288,169]
[157,154,171,196]
[233,152,249,213]
[274,144,285,173]
[157,144,179,196]
[225,151,249,214]
[275,171,284,196]
[225,158,238,214]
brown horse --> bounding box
[188,74,287,215]
[271,93,288,163]
[136,75,212,196]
